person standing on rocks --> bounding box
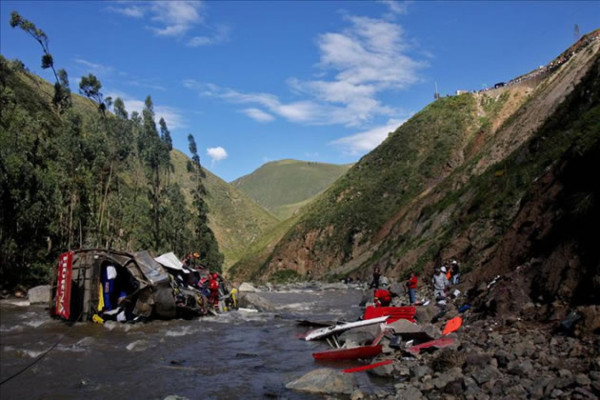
[450,259,460,284]
[369,266,381,288]
[406,272,418,305]
[432,267,450,301]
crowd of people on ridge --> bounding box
[368,259,461,308]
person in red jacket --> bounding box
[374,288,393,307]
[209,273,220,310]
[406,272,418,305]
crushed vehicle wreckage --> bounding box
[49,249,237,323]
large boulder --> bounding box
[415,304,438,324]
[576,305,600,335]
[387,319,421,334]
[286,368,356,395]
[27,285,51,304]
[338,325,380,345]
[238,282,260,292]
[237,292,275,312]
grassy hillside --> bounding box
[231,159,352,220]
[170,150,280,270]
[277,94,479,265]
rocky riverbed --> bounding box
[2,279,599,399]
[275,275,600,400]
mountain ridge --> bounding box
[231,158,352,220]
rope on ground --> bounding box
[0,334,65,386]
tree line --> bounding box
[0,12,222,288]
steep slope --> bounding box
[170,150,280,270]
[241,31,599,289]
[231,159,352,220]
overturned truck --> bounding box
[50,249,215,323]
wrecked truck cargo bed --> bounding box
[50,249,223,323]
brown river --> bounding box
[1,286,392,399]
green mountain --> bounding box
[169,150,280,270]
[232,31,600,309]
[231,159,352,220]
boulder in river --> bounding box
[27,285,51,304]
[238,282,260,292]
[286,368,356,395]
[338,324,380,345]
[237,292,275,312]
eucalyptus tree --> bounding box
[113,97,128,120]
[140,96,172,251]
[0,56,62,284]
[9,11,71,112]
[159,117,173,152]
[162,183,193,256]
[187,134,223,271]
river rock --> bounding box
[367,361,395,378]
[577,305,600,335]
[238,282,259,292]
[444,378,465,396]
[464,352,492,372]
[507,359,533,376]
[575,373,592,386]
[387,319,421,334]
[412,365,432,381]
[237,293,275,312]
[394,386,425,399]
[338,325,379,345]
[285,368,356,395]
[471,365,502,386]
[27,285,51,304]
[350,389,367,400]
[339,331,375,346]
[421,323,442,339]
[126,339,151,352]
[415,304,437,324]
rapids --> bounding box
[1,286,392,399]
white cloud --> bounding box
[155,105,186,130]
[124,79,167,92]
[108,1,228,45]
[74,58,114,76]
[241,108,275,123]
[188,25,230,47]
[377,0,409,16]
[313,15,423,89]
[331,119,405,155]
[107,5,145,18]
[207,147,228,163]
[184,10,423,128]
[184,80,396,127]
[150,1,203,37]
[106,92,186,130]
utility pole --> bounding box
[574,24,581,42]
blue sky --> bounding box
[1,1,598,182]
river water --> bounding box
[1,286,392,399]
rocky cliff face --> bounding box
[252,33,600,323]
